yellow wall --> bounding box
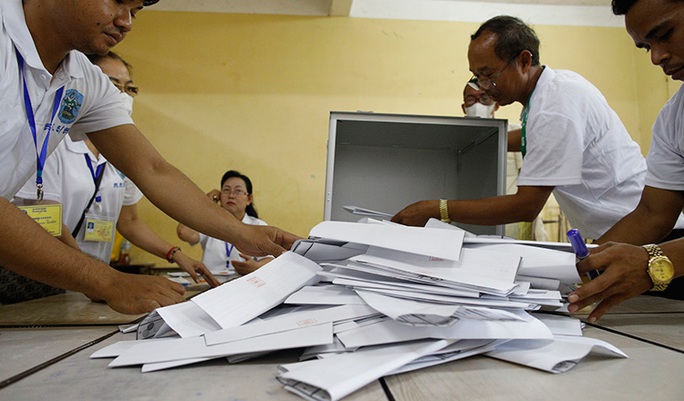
[114,12,672,263]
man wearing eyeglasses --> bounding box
[393,15,678,244]
[0,0,297,314]
[462,79,499,118]
[461,79,548,241]
[568,0,684,322]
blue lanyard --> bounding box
[84,155,106,203]
[224,243,235,268]
[16,49,65,200]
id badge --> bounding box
[83,213,115,243]
[14,198,63,237]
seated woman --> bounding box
[177,170,274,277]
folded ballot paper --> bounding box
[92,219,625,401]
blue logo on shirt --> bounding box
[58,89,83,124]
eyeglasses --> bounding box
[469,51,525,91]
[464,93,494,106]
[109,78,139,97]
[221,188,248,197]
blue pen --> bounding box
[567,228,600,280]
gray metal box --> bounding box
[324,111,508,235]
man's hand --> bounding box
[88,270,187,315]
[391,200,438,226]
[567,242,651,322]
[232,254,274,275]
[233,225,300,258]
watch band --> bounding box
[439,199,451,223]
[642,244,670,291]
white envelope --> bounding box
[308,220,465,261]
[191,251,322,329]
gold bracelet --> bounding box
[439,199,451,223]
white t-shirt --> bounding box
[518,67,647,239]
[15,137,143,261]
[198,214,268,274]
[0,0,132,199]
[645,85,684,191]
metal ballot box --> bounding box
[324,111,508,235]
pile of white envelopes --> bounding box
[92,219,627,401]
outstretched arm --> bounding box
[88,124,300,257]
[117,204,220,287]
[391,185,554,227]
[0,198,185,313]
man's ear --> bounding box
[493,103,500,113]
[519,49,534,74]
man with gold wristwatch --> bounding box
[567,0,684,324]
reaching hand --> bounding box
[567,242,651,322]
[172,250,221,287]
[90,269,186,314]
[232,253,274,275]
[233,225,300,258]
[391,200,438,227]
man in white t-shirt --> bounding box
[0,0,297,314]
[392,16,662,241]
[569,0,684,322]
[461,80,548,241]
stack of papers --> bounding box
[91,218,625,401]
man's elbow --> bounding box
[516,205,545,222]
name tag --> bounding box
[17,203,63,237]
[83,217,115,242]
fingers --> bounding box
[207,189,221,203]
[276,230,300,252]
[100,273,187,314]
[567,279,607,313]
[587,295,625,323]
[186,268,201,283]
[163,278,187,297]
[197,265,221,288]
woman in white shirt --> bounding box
[14,52,219,288]
[177,170,273,278]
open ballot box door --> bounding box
[325,111,508,236]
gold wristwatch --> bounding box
[642,244,674,291]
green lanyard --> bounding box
[520,91,534,158]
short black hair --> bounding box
[221,170,259,218]
[613,0,684,14]
[143,0,160,6]
[471,15,541,66]
[611,0,639,15]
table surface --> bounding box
[1,293,683,400]
[0,330,389,401]
[0,326,118,384]
[0,292,144,327]
[383,326,684,401]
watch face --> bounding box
[650,256,675,282]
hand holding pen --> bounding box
[567,228,600,280]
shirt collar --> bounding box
[2,0,84,80]
[65,137,108,164]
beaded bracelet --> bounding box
[166,246,181,263]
